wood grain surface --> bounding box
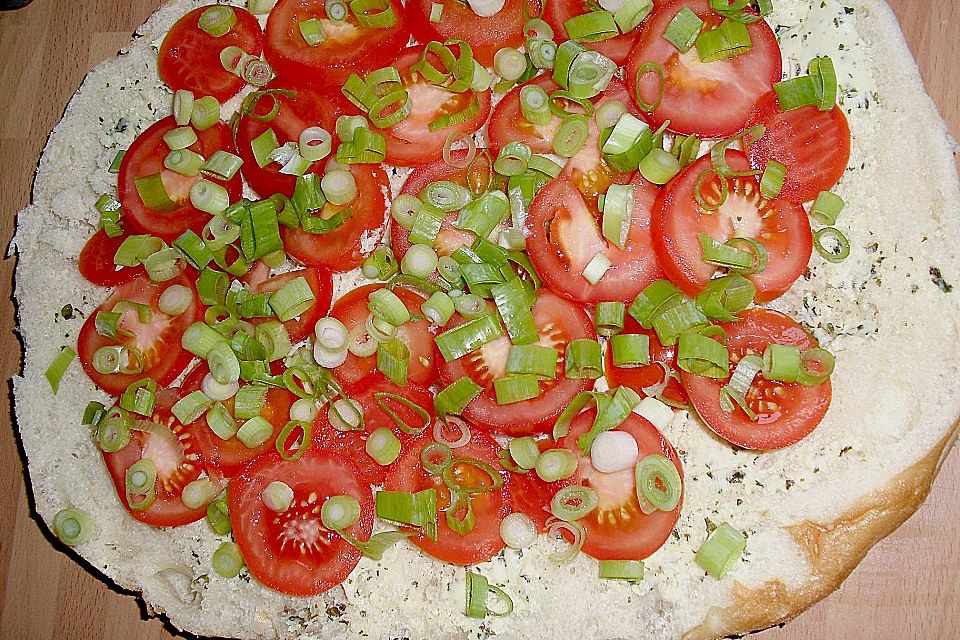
[0,2,957,639]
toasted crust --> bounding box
[683,424,960,640]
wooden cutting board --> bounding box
[0,2,957,639]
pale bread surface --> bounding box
[10,0,960,638]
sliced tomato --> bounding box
[371,46,491,167]
[557,409,683,560]
[543,0,645,65]
[312,374,434,485]
[651,150,812,302]
[244,266,333,343]
[102,388,221,527]
[230,446,373,596]
[406,0,533,66]
[118,117,242,242]
[391,150,488,260]
[179,363,297,478]
[744,90,852,203]
[507,438,577,531]
[625,0,781,137]
[682,308,831,449]
[236,82,350,198]
[439,289,596,436]
[77,274,200,396]
[264,0,409,89]
[158,6,264,102]
[604,316,689,407]
[329,283,438,387]
[383,430,510,565]
[78,230,146,287]
[280,163,389,272]
[526,171,664,303]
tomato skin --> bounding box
[406,0,533,66]
[77,274,200,396]
[626,0,782,137]
[236,82,350,198]
[158,7,264,102]
[118,117,242,242]
[245,267,333,343]
[312,374,435,485]
[438,289,596,436]
[329,284,438,388]
[508,439,577,531]
[264,0,409,88]
[604,316,689,407]
[745,90,852,203]
[102,389,220,527]
[78,230,146,287]
[280,162,389,272]
[378,47,492,167]
[558,409,683,560]
[230,446,373,596]
[543,0,643,65]
[383,430,511,565]
[651,150,812,303]
[526,172,664,304]
[682,308,831,450]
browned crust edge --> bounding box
[681,421,960,640]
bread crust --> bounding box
[683,423,960,640]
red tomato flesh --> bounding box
[405,0,533,66]
[78,230,146,287]
[604,316,690,407]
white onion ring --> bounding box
[433,416,471,448]
[545,517,586,564]
[443,133,477,170]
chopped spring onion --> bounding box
[366,427,402,465]
[813,226,850,263]
[599,559,645,581]
[527,38,557,70]
[635,396,674,430]
[676,332,728,378]
[442,458,504,494]
[202,150,244,180]
[390,194,421,230]
[163,126,198,150]
[422,180,471,212]
[546,518,586,563]
[422,291,456,325]
[506,344,558,379]
[494,48,527,82]
[109,150,126,174]
[435,314,505,362]
[199,6,237,37]
[433,415,472,448]
[134,173,177,212]
[125,459,157,511]
[551,485,599,521]
[44,346,75,394]
[663,6,703,52]
[362,245,399,280]
[206,403,239,439]
[326,0,348,20]
[652,300,710,346]
[576,386,640,453]
[143,246,181,282]
[565,339,603,379]
[602,112,653,172]
[429,1,443,21]
[564,11,618,43]
[290,397,318,422]
[696,275,755,322]
[408,205,445,246]
[237,416,274,448]
[635,454,682,511]
[298,126,332,162]
[234,384,268,419]
[95,193,123,237]
[190,179,230,215]
[315,317,349,351]
[377,338,410,386]
[206,494,231,535]
[276,420,312,461]
[698,234,767,275]
[445,490,476,536]
[321,495,361,530]
[270,276,315,321]
[435,377,483,416]
[500,512,537,549]
[182,478,218,509]
[248,0,278,12]
[582,252,612,285]
[809,55,838,110]
[299,17,326,46]
[119,378,157,417]
[519,84,551,125]
[250,128,280,168]
[455,293,487,319]
[602,184,633,250]
[632,62,665,112]
[321,169,357,206]
[552,113,590,158]
[759,159,787,199]
[696,522,747,579]
[494,142,533,177]
[421,442,452,476]
[96,408,133,453]
[614,0,653,32]
[773,74,820,112]
[492,278,538,345]
[465,571,514,618]
[173,89,195,126]
[212,542,244,579]
[262,481,294,513]
[719,353,762,419]
[350,0,398,28]
[638,148,681,185]
[329,398,363,431]
[610,333,650,367]
[761,343,801,382]
[494,374,540,405]
[810,191,845,225]
[172,230,212,269]
[695,18,752,63]
[401,244,439,279]
[52,507,95,546]
[172,390,213,425]
[190,95,221,131]
[672,133,701,168]
[508,436,540,470]
[535,448,577,482]
[458,190,509,239]
[375,488,437,528]
[367,288,411,326]
[591,430,639,473]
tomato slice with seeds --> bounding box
[604,316,689,407]
[651,150,812,303]
[405,0,533,66]
[118,117,242,242]
[744,90,852,203]
[507,438,577,531]
[77,273,200,396]
[371,46,491,167]
[280,163,389,272]
[236,82,351,199]
[329,283,438,387]
[179,363,297,478]
[158,6,264,102]
[383,430,510,565]
[526,171,664,304]
[78,230,147,287]
[102,388,222,527]
[243,266,333,343]
[682,308,831,450]
[438,289,596,436]
[264,0,409,89]
[313,374,435,485]
[391,150,488,260]
[543,0,645,65]
[625,0,782,137]
[557,409,683,560]
[230,446,373,596]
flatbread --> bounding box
[10,0,960,638]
